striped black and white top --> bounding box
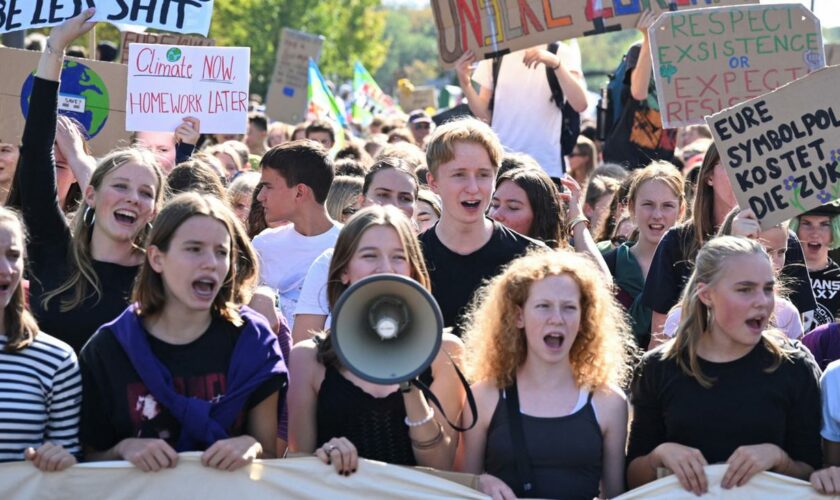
[0,333,81,462]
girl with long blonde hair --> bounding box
[21,13,165,353]
[627,236,821,495]
[459,250,634,499]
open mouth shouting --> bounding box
[745,314,767,335]
[461,199,482,213]
[544,332,566,351]
[192,277,218,301]
[114,209,139,226]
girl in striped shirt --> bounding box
[0,207,81,470]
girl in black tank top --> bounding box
[287,206,466,475]
[459,251,636,499]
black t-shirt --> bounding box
[602,44,677,169]
[80,316,284,452]
[627,342,822,469]
[642,224,817,320]
[807,259,840,327]
[419,221,543,335]
[20,77,138,354]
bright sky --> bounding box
[746,0,836,26]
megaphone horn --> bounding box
[331,274,443,385]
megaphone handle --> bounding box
[407,353,478,432]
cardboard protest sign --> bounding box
[430,0,757,68]
[265,29,324,124]
[126,44,250,134]
[0,0,214,35]
[706,65,840,230]
[651,4,823,130]
[400,87,436,113]
[0,47,128,156]
[120,32,215,65]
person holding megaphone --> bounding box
[288,205,466,475]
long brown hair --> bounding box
[317,205,430,366]
[0,209,40,352]
[495,167,567,248]
[42,148,165,312]
[684,143,721,261]
[662,236,793,388]
[132,193,248,326]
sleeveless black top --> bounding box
[316,365,434,466]
[484,388,603,500]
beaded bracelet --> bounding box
[405,407,435,427]
[410,421,445,450]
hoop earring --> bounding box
[83,206,95,226]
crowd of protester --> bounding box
[5,9,840,500]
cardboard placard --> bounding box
[399,85,436,113]
[430,0,757,68]
[651,4,823,130]
[706,66,840,230]
[265,29,324,124]
[120,32,215,65]
[0,47,128,156]
[0,0,214,36]
[126,44,250,134]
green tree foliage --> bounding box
[375,7,439,92]
[210,0,387,98]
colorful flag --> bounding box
[352,61,398,126]
[306,58,346,151]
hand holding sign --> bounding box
[174,117,201,146]
[47,8,97,52]
[730,208,761,240]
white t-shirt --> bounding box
[473,40,583,178]
[295,248,333,320]
[663,297,803,340]
[252,224,341,330]
[821,359,840,441]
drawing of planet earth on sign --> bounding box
[20,60,110,139]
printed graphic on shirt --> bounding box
[809,263,840,328]
[126,374,229,441]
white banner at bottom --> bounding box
[0,454,487,500]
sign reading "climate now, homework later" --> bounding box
[125,44,250,134]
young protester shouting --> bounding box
[459,251,633,499]
[604,162,685,348]
[0,208,81,470]
[422,118,608,335]
[789,202,840,327]
[627,236,822,495]
[642,144,816,348]
[663,208,803,342]
[80,193,286,472]
[20,11,166,354]
[288,206,466,474]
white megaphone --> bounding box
[331,274,444,385]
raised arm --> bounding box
[21,10,96,258]
[454,51,492,123]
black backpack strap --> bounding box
[503,378,535,497]
[545,42,564,110]
[488,56,503,116]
